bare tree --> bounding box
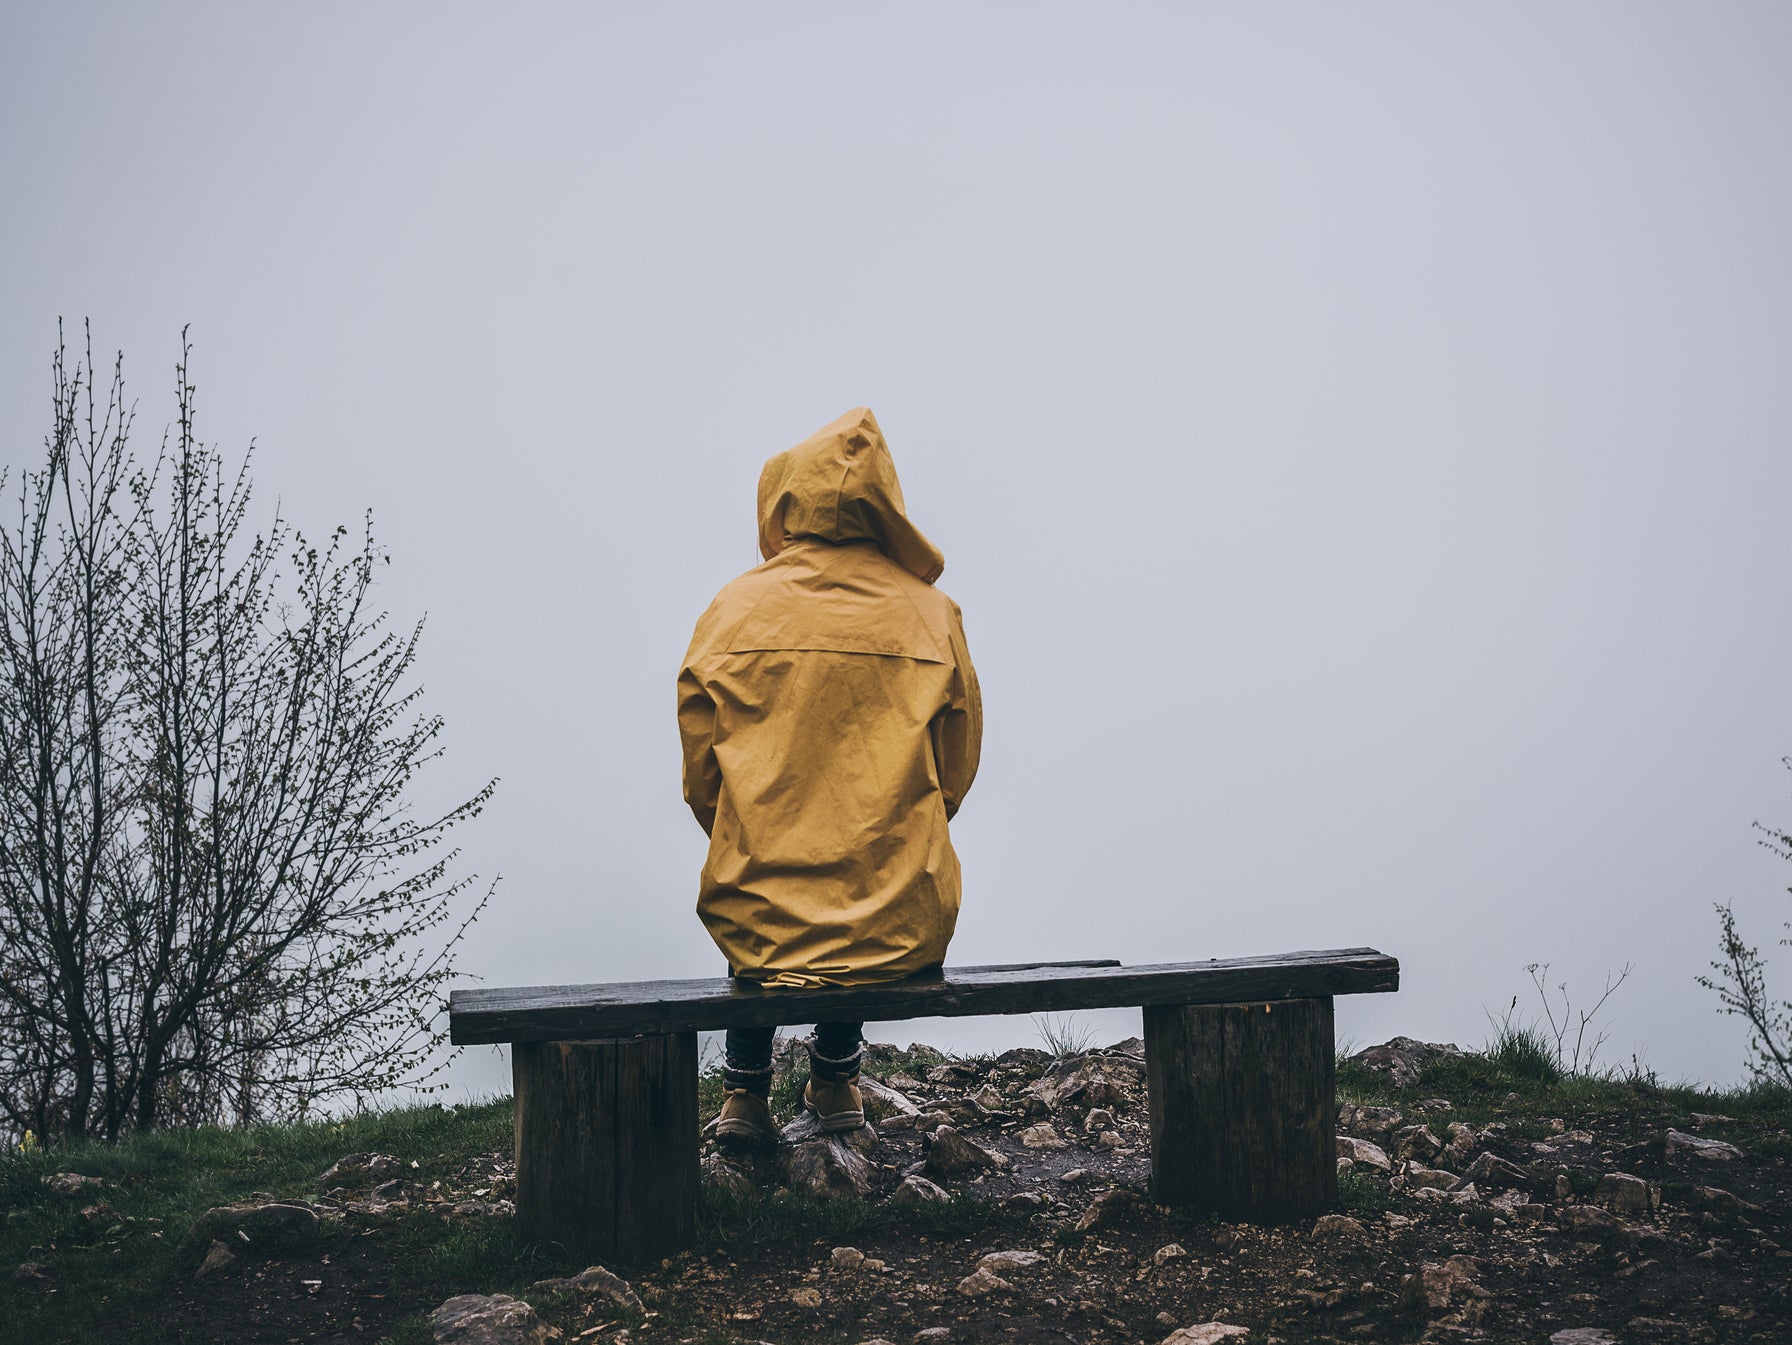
[1701,757,1792,1088]
[0,325,494,1142]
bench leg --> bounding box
[1144,996,1336,1223]
[512,1034,698,1263]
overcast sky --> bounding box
[4,4,1790,1097]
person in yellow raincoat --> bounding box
[678,407,981,1145]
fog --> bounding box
[3,4,1789,1099]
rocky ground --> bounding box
[13,1037,1791,1344]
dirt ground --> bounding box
[70,1042,1792,1344]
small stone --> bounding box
[1018,1122,1066,1150]
[914,1329,952,1341]
[784,1135,875,1200]
[832,1246,866,1270]
[1349,1036,1464,1088]
[890,1174,952,1205]
[1396,1255,1487,1312]
[526,1265,643,1311]
[976,1249,1042,1274]
[1311,1214,1366,1240]
[1160,1323,1249,1345]
[970,1084,1005,1110]
[1075,1187,1146,1231]
[1666,1129,1743,1161]
[1336,1136,1392,1172]
[1393,1124,1444,1164]
[955,1267,1013,1296]
[1084,1108,1117,1132]
[41,1172,108,1196]
[1561,1205,1620,1234]
[923,1126,1008,1178]
[429,1292,554,1344]
[1404,1162,1458,1191]
[1094,1131,1124,1149]
[1001,1190,1047,1210]
[320,1152,402,1185]
[1592,1172,1653,1217]
[1337,1103,1404,1136]
[1442,1122,1480,1164]
[1548,1331,1618,1345]
[1153,1243,1189,1266]
[1058,1167,1090,1184]
[790,1287,823,1308]
[699,1154,752,1197]
[195,1239,237,1280]
[1687,1184,1759,1214]
[927,1061,981,1085]
[1024,1057,1125,1111]
[1415,1097,1453,1113]
[13,1262,51,1284]
[1459,1150,1529,1191]
[859,1076,921,1121]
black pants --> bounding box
[723,1022,863,1096]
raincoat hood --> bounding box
[756,407,945,584]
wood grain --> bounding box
[450,949,1397,1044]
[512,1034,698,1263]
[1145,997,1337,1222]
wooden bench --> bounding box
[448,947,1399,1262]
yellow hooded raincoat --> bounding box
[678,408,981,986]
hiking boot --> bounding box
[715,1088,779,1149]
[802,1074,865,1133]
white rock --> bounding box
[1153,1243,1189,1266]
[1591,1172,1652,1217]
[1160,1323,1249,1345]
[858,1076,921,1120]
[1666,1128,1744,1161]
[783,1136,874,1200]
[955,1267,1013,1296]
[1335,1136,1391,1172]
[1404,1162,1458,1191]
[526,1265,643,1311]
[1311,1214,1366,1240]
[976,1249,1042,1274]
[320,1152,402,1185]
[1018,1123,1066,1150]
[790,1287,822,1308]
[430,1292,555,1344]
[831,1246,866,1270]
[890,1174,952,1205]
[1549,1331,1618,1345]
[924,1126,1008,1177]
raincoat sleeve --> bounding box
[677,660,722,836]
[933,601,982,821]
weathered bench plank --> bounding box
[449,948,1398,1044]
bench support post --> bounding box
[1144,996,1336,1223]
[513,1034,698,1263]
